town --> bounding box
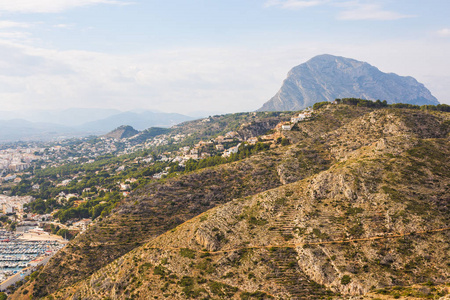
[0,108,316,285]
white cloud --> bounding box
[54,24,74,29]
[0,41,288,112]
[264,0,325,9]
[0,37,449,113]
[0,0,131,14]
[0,32,31,40]
[436,28,450,37]
[336,2,414,21]
[266,0,414,21]
[0,21,35,43]
[0,21,31,29]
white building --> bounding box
[223,144,241,157]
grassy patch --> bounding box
[208,281,238,298]
[179,248,196,259]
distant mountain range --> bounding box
[0,108,121,127]
[78,111,193,132]
[0,109,193,143]
[0,119,77,142]
[258,54,440,111]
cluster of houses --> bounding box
[0,148,41,175]
[0,108,319,230]
[0,195,33,214]
[277,107,314,131]
[148,108,316,173]
[178,131,243,160]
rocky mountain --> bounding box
[103,125,139,140]
[258,54,440,111]
[11,104,450,299]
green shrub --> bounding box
[341,275,351,285]
[248,216,268,226]
[196,260,215,274]
[178,276,194,287]
[180,248,196,259]
[313,101,330,110]
[348,224,364,237]
[208,281,238,297]
[153,265,166,276]
[240,291,274,299]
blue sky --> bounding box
[0,0,449,114]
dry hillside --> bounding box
[11,105,450,299]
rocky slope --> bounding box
[171,112,290,139]
[258,54,439,111]
[12,107,358,299]
[11,105,450,299]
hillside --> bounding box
[258,54,439,111]
[103,125,139,140]
[11,105,450,299]
[171,112,289,139]
[9,109,329,298]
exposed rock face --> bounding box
[258,54,439,111]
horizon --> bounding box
[0,0,448,114]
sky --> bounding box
[0,0,449,115]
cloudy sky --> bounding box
[0,0,449,114]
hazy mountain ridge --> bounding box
[0,108,121,127]
[78,111,193,132]
[0,109,193,142]
[0,119,80,143]
[11,105,450,299]
[258,54,440,111]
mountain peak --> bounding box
[258,55,439,111]
[103,125,139,139]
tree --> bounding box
[313,101,329,110]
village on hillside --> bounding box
[0,108,316,247]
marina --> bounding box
[0,230,66,284]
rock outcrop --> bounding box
[258,54,439,111]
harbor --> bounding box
[0,229,67,286]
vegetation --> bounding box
[336,98,388,108]
[9,103,450,300]
[341,275,351,285]
[335,97,450,112]
[313,101,330,110]
[184,142,270,173]
[179,248,196,259]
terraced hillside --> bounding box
[11,105,450,299]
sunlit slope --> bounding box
[11,105,450,299]
[50,111,449,299]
